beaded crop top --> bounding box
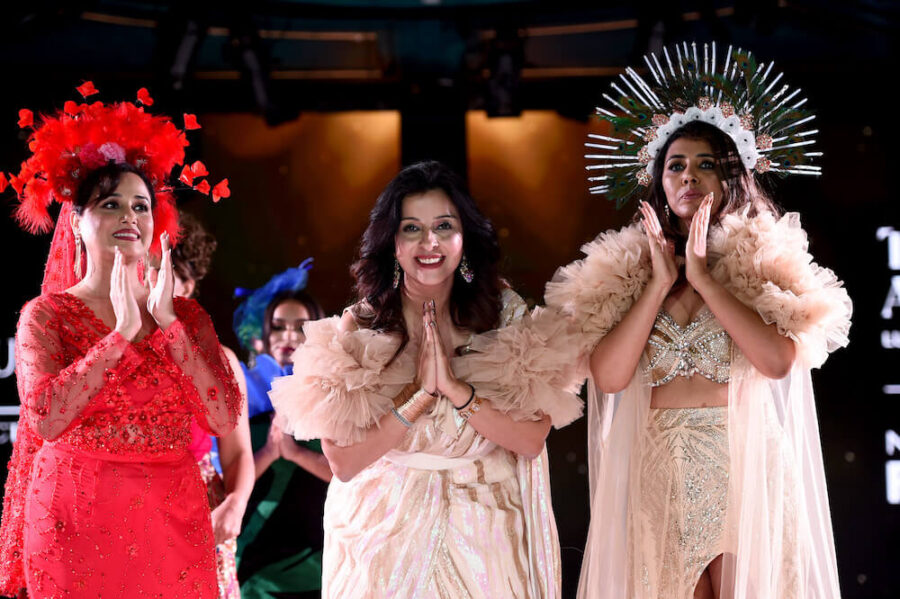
[644,306,732,387]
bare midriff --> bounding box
[650,375,728,408]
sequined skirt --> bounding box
[634,407,729,599]
[23,443,217,598]
[322,446,553,599]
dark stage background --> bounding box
[1,2,898,597]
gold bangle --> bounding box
[457,396,482,421]
[392,382,420,408]
[396,388,438,423]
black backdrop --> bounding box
[1,2,898,597]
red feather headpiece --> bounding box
[2,83,227,294]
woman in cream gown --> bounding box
[270,161,582,599]
[549,120,851,598]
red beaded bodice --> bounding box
[0,292,240,594]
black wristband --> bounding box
[455,383,476,410]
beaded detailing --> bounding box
[636,407,729,598]
[645,306,732,387]
[0,291,241,597]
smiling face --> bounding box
[661,137,725,223]
[267,299,311,367]
[394,188,464,288]
[72,171,154,263]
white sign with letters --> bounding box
[879,227,900,504]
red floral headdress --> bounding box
[0,83,230,294]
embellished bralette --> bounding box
[644,306,732,387]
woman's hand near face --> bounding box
[111,248,142,341]
[640,201,678,294]
[685,194,714,287]
[417,302,438,395]
[146,232,177,330]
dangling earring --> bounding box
[459,255,474,283]
[392,259,401,289]
[664,204,671,219]
[74,232,83,280]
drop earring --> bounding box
[392,259,401,289]
[459,255,473,283]
[74,232,83,280]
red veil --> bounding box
[0,83,224,595]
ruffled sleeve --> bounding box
[544,222,651,346]
[452,305,585,428]
[269,317,415,446]
[708,210,852,368]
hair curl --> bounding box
[350,161,503,355]
[170,212,217,297]
[644,120,779,253]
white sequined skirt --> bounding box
[633,407,729,599]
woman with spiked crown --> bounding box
[0,85,241,597]
[547,43,851,598]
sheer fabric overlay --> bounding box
[270,290,584,598]
[0,292,240,597]
[546,209,850,599]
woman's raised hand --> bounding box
[417,301,438,395]
[685,193,713,285]
[640,201,677,292]
[146,232,177,330]
[111,247,142,341]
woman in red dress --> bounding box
[0,89,241,598]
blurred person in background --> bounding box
[172,211,254,599]
[232,261,331,599]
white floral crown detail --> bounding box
[587,42,821,207]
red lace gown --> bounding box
[0,292,241,598]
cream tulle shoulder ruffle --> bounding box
[545,222,651,344]
[269,292,584,446]
[709,209,852,368]
[451,306,584,428]
[269,317,414,446]
[545,210,851,368]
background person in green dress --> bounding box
[232,262,332,599]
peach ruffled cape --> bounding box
[546,209,851,599]
[270,301,584,447]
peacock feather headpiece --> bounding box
[587,41,821,207]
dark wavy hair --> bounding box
[261,289,325,355]
[73,162,157,214]
[350,161,503,354]
[171,212,217,298]
[644,120,778,253]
